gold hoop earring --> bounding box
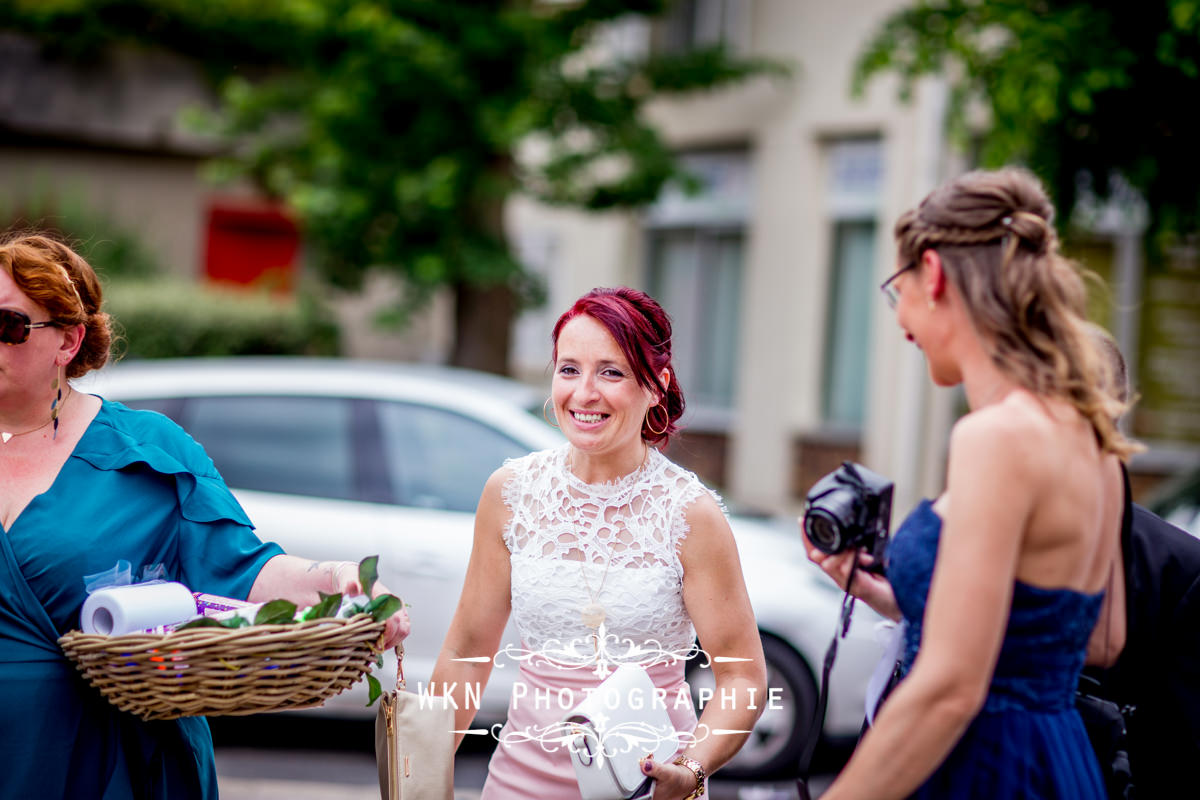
[542,397,560,428]
[645,405,668,437]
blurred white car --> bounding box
[80,357,884,778]
[1147,463,1200,538]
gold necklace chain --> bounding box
[578,545,616,629]
[569,444,652,634]
[1,386,72,444]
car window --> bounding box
[1163,504,1200,537]
[180,396,356,500]
[117,396,184,421]
[377,401,528,512]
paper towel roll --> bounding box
[80,582,199,635]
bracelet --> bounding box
[672,755,706,799]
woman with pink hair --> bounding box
[432,286,766,799]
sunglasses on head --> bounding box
[0,308,62,345]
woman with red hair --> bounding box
[432,287,766,799]
[0,233,409,799]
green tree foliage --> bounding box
[854,0,1200,238]
[2,186,160,281]
[0,0,780,373]
[107,280,340,359]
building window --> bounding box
[821,138,883,428]
[645,151,750,424]
[647,229,743,410]
[653,0,746,53]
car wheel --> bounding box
[686,633,818,779]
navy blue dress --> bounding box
[888,500,1106,799]
[0,399,283,799]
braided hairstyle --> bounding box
[552,287,684,447]
[895,167,1141,460]
[0,233,113,378]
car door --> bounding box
[372,398,532,716]
[130,391,532,718]
[129,393,428,714]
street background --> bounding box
[2,0,1198,796]
[209,716,836,799]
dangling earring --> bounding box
[50,367,64,439]
[542,397,560,428]
[645,404,668,436]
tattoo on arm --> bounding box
[303,560,352,593]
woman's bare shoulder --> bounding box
[951,393,1056,453]
[946,397,1054,489]
[679,490,736,564]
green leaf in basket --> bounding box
[174,617,226,631]
[304,591,343,620]
[364,593,403,623]
[254,599,298,625]
[175,615,250,631]
[358,555,380,597]
[365,672,382,707]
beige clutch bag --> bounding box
[375,644,455,800]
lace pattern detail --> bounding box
[501,445,720,658]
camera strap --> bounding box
[795,551,864,800]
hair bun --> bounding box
[1004,209,1050,253]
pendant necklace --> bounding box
[579,547,615,631]
[2,386,72,444]
[568,444,651,642]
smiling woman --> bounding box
[808,169,1137,800]
[431,286,768,800]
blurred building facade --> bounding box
[508,0,961,516]
[507,0,1199,513]
[1,2,1194,516]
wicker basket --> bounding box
[59,614,386,721]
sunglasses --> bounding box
[0,308,63,345]
[879,261,917,310]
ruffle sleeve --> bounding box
[71,400,253,529]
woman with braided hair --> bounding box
[804,168,1136,799]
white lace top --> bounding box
[501,444,721,663]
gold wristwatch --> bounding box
[672,755,706,799]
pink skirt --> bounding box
[481,657,698,799]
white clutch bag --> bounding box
[562,664,679,800]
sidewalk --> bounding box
[219,778,480,800]
[219,774,816,800]
[214,746,824,800]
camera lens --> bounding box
[804,510,845,555]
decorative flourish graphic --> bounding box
[492,623,709,678]
[494,720,712,759]
[447,631,765,743]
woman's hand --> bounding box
[800,525,901,621]
[249,555,410,648]
[640,758,701,800]
[332,562,411,649]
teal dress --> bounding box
[0,399,284,799]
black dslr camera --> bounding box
[802,462,894,569]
